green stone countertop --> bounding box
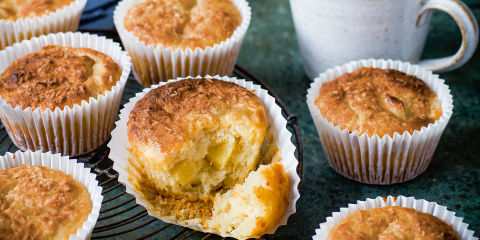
[236,0,480,239]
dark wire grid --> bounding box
[0,67,303,239]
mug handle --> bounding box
[416,0,478,72]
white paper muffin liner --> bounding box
[0,0,87,50]
[313,196,477,240]
[107,75,301,238]
[0,32,131,156]
[0,150,103,240]
[113,0,251,86]
[306,59,453,184]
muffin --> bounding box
[328,206,460,239]
[0,45,121,110]
[0,0,87,50]
[114,0,251,86]
[0,150,103,240]
[0,0,74,20]
[109,76,301,239]
[313,196,476,240]
[0,32,131,156]
[306,59,453,184]
[0,165,92,239]
[123,0,242,49]
[315,67,442,137]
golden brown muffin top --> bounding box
[0,165,92,240]
[0,0,75,21]
[315,67,442,137]
[128,78,267,152]
[0,45,122,110]
[123,0,242,49]
[328,206,460,240]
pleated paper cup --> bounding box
[306,59,453,185]
[0,150,103,240]
[113,0,251,86]
[108,76,300,238]
[313,196,477,240]
[0,0,87,50]
[0,32,131,156]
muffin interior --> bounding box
[207,163,289,239]
[166,124,259,194]
[130,139,289,237]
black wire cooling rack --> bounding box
[0,66,303,240]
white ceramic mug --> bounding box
[290,0,479,79]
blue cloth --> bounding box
[79,0,118,31]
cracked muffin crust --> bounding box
[0,0,75,21]
[0,165,92,240]
[328,206,460,240]
[0,45,121,110]
[123,0,242,49]
[315,67,442,137]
